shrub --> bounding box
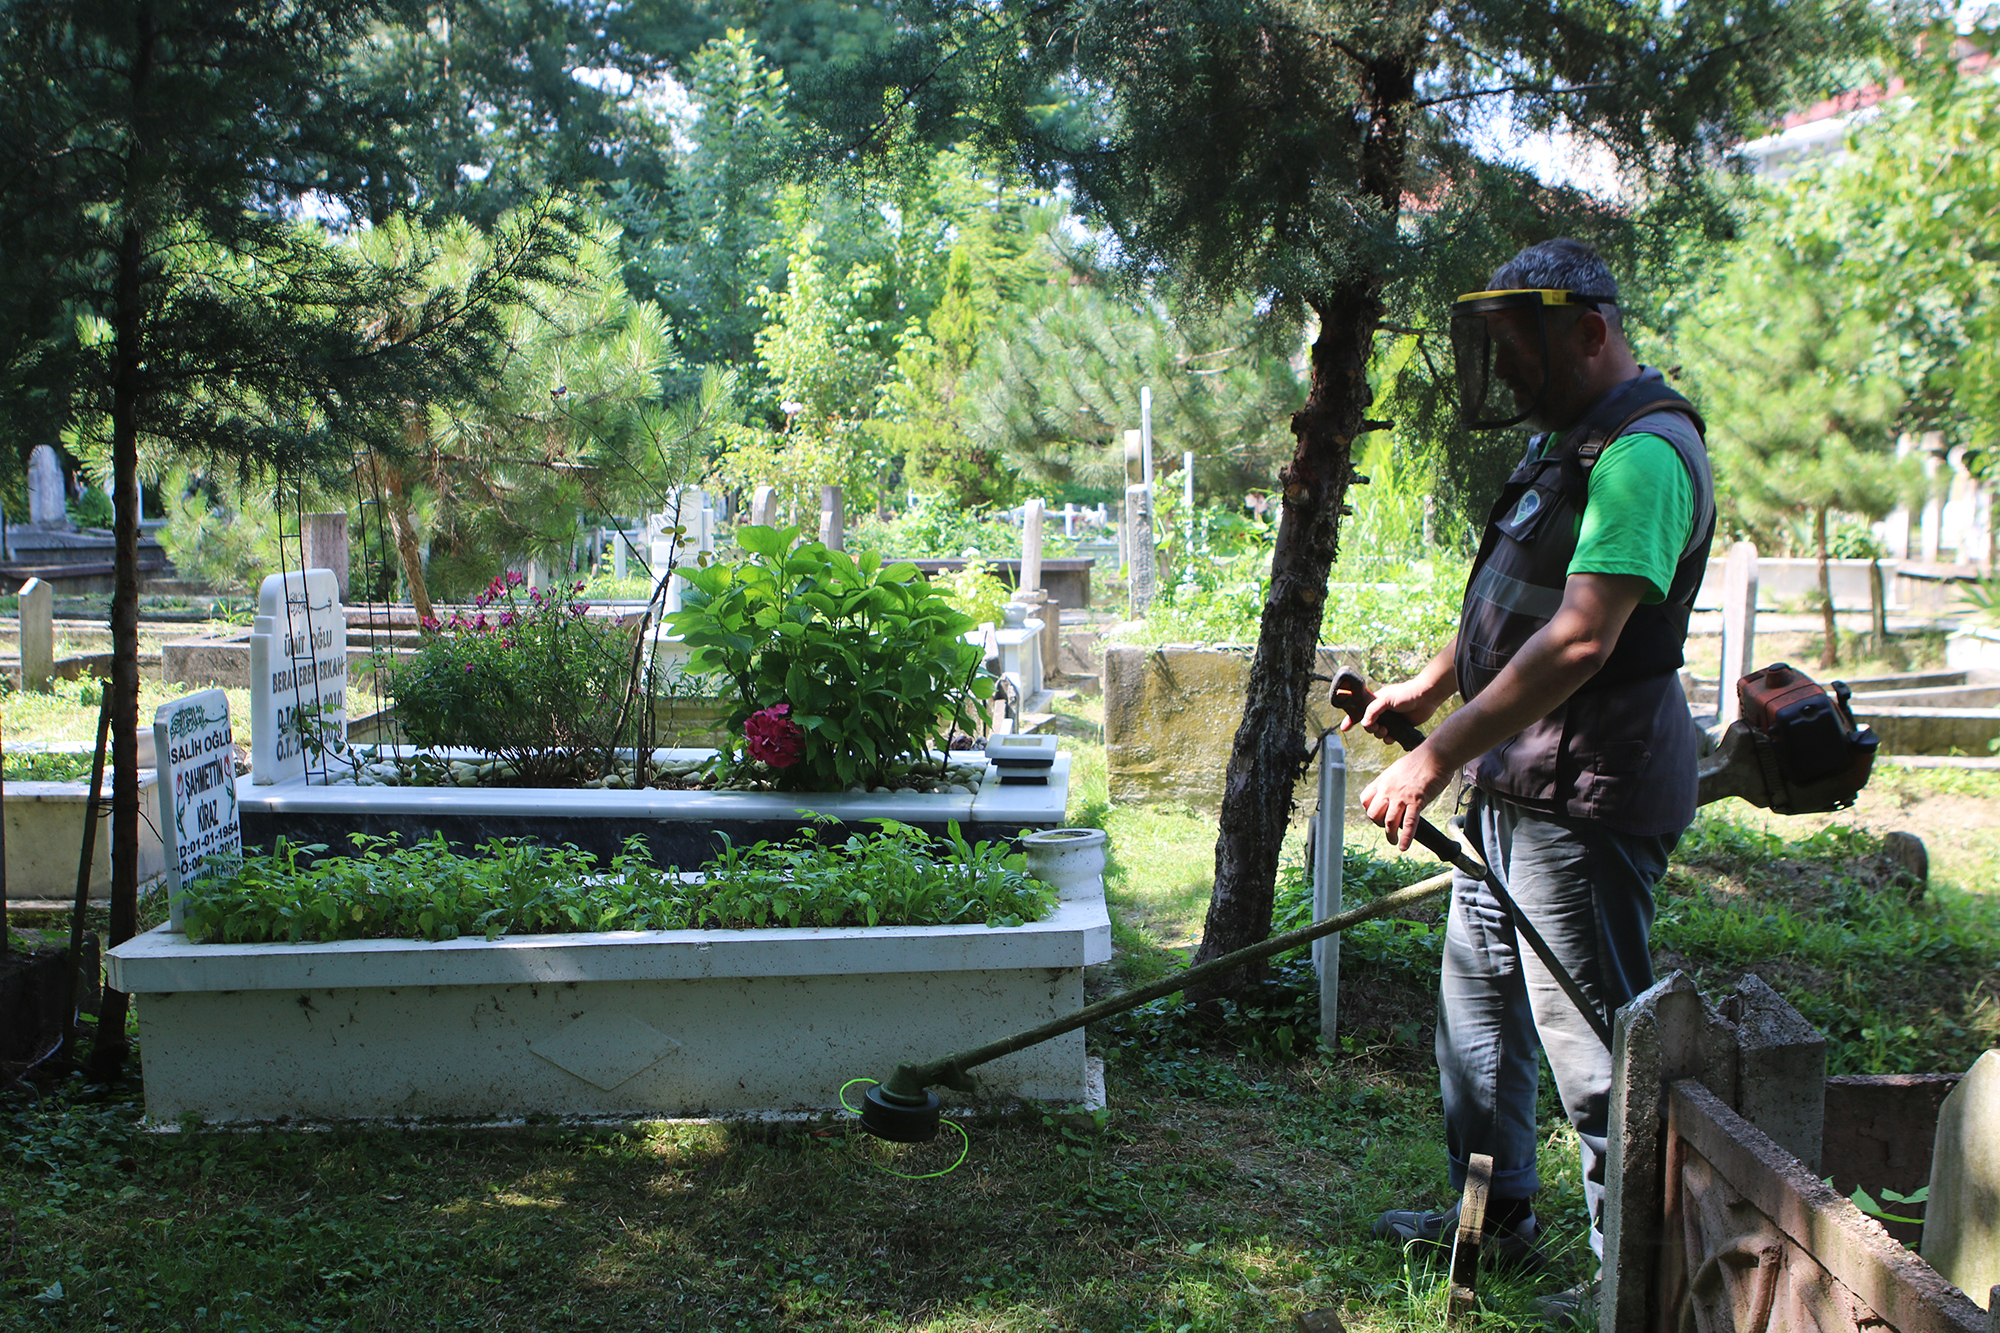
[180,821,1053,943]
[667,526,987,790]
[388,572,646,783]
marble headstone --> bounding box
[249,568,347,785]
[27,445,69,530]
[154,689,242,932]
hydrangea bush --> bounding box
[667,525,987,791]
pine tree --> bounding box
[808,0,1873,987]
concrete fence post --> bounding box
[1718,541,1759,727]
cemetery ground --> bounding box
[1,688,1997,1329]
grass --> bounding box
[2,677,254,748]
[3,697,1998,1329]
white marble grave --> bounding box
[249,569,346,785]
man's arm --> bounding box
[1358,571,1649,850]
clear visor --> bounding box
[1447,289,1613,431]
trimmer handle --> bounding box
[1329,666,1428,753]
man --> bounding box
[1344,239,1714,1319]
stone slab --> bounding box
[161,632,252,690]
[238,751,1069,867]
[1102,643,1445,811]
[1923,1049,2000,1311]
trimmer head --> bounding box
[857,1083,943,1143]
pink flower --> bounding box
[507,571,525,587]
[464,663,476,674]
[499,611,516,628]
[420,615,440,631]
[744,704,805,769]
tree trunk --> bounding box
[1187,52,1414,997]
[1816,504,1838,669]
[381,462,435,624]
[94,219,147,1079]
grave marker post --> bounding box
[751,485,778,529]
[18,576,53,693]
[1022,499,1045,594]
[1125,483,1156,616]
[819,485,844,550]
[302,512,350,602]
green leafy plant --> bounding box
[178,821,1051,944]
[667,525,987,790]
[933,558,1012,628]
[389,571,651,783]
[2,751,96,782]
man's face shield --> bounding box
[1449,289,1614,430]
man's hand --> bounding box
[1360,745,1452,852]
[1341,677,1445,742]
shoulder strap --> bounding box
[1557,383,1706,505]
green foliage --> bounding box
[666,525,986,790]
[1676,181,1920,550]
[389,572,648,784]
[1662,813,2000,1075]
[618,29,793,372]
[966,275,1305,499]
[931,560,1014,629]
[1115,537,1467,682]
[2,751,96,783]
[846,492,1055,559]
[64,486,112,531]
[179,821,1052,944]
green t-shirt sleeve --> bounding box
[1568,432,1695,605]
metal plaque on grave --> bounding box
[154,689,241,933]
[250,568,347,785]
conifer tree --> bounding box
[0,0,571,1062]
[812,0,1871,985]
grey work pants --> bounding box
[1434,792,1677,1258]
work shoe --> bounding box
[1532,1278,1599,1329]
[1370,1199,1548,1273]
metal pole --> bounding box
[1312,729,1345,1047]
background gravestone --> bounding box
[17,576,53,693]
[1921,1048,2000,1312]
[27,445,69,530]
[153,689,242,933]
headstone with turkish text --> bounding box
[154,688,242,932]
[249,568,347,785]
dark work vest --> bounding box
[1452,370,1717,836]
